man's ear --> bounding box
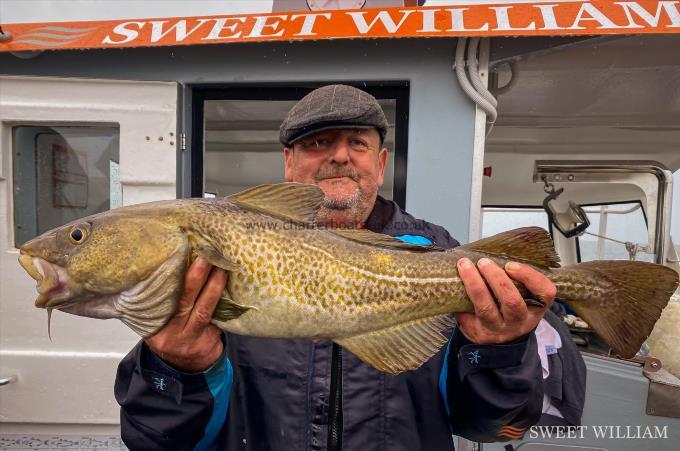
[283,147,294,182]
[376,147,388,187]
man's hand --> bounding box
[145,258,226,373]
[455,257,556,344]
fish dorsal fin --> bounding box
[228,183,324,225]
[335,314,455,374]
[460,227,560,269]
[331,228,442,252]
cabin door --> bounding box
[0,76,177,437]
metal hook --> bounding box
[541,175,556,194]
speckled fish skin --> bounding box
[17,183,680,373]
[18,196,464,338]
[212,203,468,339]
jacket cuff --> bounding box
[139,334,228,401]
[452,327,534,379]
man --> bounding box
[116,84,556,450]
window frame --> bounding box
[574,199,649,263]
[480,204,554,238]
[187,82,410,208]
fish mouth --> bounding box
[18,253,73,308]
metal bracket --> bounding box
[0,26,12,42]
[643,356,662,372]
[645,368,680,418]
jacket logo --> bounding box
[467,350,481,365]
[153,377,167,391]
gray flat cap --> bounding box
[279,84,389,147]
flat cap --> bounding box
[279,84,389,147]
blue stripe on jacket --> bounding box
[194,353,234,451]
[394,234,452,417]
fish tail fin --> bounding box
[554,261,678,358]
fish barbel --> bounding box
[17,183,679,374]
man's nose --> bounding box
[329,139,351,164]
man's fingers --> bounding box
[186,267,228,334]
[504,262,557,309]
[177,258,213,316]
[457,258,502,327]
[476,258,527,323]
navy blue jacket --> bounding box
[115,196,543,450]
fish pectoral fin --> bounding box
[213,293,255,322]
[335,314,455,374]
[228,183,324,225]
[195,245,243,272]
[459,226,560,269]
[331,229,443,252]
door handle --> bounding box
[0,375,17,386]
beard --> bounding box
[312,165,378,228]
[322,188,362,210]
[314,166,362,210]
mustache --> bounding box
[313,167,360,182]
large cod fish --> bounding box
[18,183,679,374]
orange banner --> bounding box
[1,1,679,53]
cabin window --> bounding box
[576,201,653,263]
[191,84,409,208]
[481,207,549,238]
[672,170,680,261]
[12,125,120,247]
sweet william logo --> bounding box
[3,1,680,53]
[11,25,97,48]
[528,425,669,440]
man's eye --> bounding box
[350,139,368,150]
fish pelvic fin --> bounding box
[556,260,679,359]
[193,244,243,272]
[228,182,324,225]
[459,227,560,269]
[335,314,455,374]
[213,293,256,322]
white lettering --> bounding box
[202,17,246,40]
[592,425,611,439]
[615,1,680,28]
[290,13,331,36]
[491,6,536,30]
[102,21,144,44]
[655,425,668,439]
[247,15,288,38]
[347,10,415,34]
[446,8,490,31]
[535,4,567,30]
[418,8,438,32]
[150,19,211,43]
[568,3,627,29]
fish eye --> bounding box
[68,223,90,245]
